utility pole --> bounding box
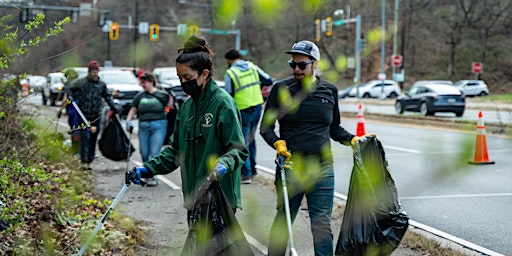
[392,0,399,78]
[379,0,386,100]
[355,15,361,86]
[133,0,139,69]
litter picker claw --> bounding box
[275,155,298,256]
[77,169,140,255]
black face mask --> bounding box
[181,79,203,97]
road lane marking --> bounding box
[132,160,181,190]
[409,220,505,256]
[257,164,504,256]
[383,145,421,154]
[400,193,512,200]
[244,233,268,255]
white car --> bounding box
[348,80,401,98]
[99,69,143,116]
[42,72,65,106]
[453,80,489,97]
[153,67,180,90]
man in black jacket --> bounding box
[260,40,362,256]
[70,60,119,170]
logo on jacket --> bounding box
[202,113,213,127]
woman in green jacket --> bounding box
[131,35,248,214]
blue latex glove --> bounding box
[215,163,227,177]
[132,166,151,185]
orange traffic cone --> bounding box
[21,82,29,98]
[468,111,495,165]
[356,104,366,136]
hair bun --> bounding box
[182,35,209,54]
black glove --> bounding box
[57,109,63,118]
[126,120,134,134]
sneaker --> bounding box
[252,169,258,176]
[241,176,252,184]
[79,163,92,170]
[145,177,158,186]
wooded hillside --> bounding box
[3,0,511,93]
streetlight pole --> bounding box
[380,0,386,99]
[392,0,399,79]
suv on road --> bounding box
[453,80,489,97]
[98,69,143,116]
[153,67,187,109]
[348,80,401,98]
[42,72,65,106]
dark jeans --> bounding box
[80,118,100,164]
[66,105,81,155]
[240,104,262,178]
[268,163,335,256]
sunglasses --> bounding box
[288,59,315,70]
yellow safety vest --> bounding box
[226,62,264,110]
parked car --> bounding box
[395,83,465,117]
[453,80,489,97]
[42,72,65,106]
[26,75,46,92]
[98,69,143,116]
[348,80,401,98]
[339,85,356,99]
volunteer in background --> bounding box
[224,48,273,184]
[70,61,120,170]
[125,72,172,186]
[58,68,80,157]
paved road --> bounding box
[254,118,511,255]
[26,93,509,255]
[339,98,512,124]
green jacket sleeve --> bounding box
[216,98,248,174]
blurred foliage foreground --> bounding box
[0,99,144,255]
[0,13,143,255]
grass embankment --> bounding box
[0,114,144,255]
[472,93,512,102]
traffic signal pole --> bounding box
[329,15,362,85]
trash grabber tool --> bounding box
[275,155,298,256]
[125,117,133,171]
[55,114,60,134]
[70,100,90,128]
[77,170,137,256]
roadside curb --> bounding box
[341,111,511,136]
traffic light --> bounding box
[188,25,199,35]
[109,22,119,40]
[149,24,160,42]
[314,19,321,42]
[325,17,332,37]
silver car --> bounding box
[348,80,401,98]
[453,80,489,97]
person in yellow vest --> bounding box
[224,48,274,184]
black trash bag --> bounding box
[182,176,254,256]
[98,115,135,161]
[335,137,409,256]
